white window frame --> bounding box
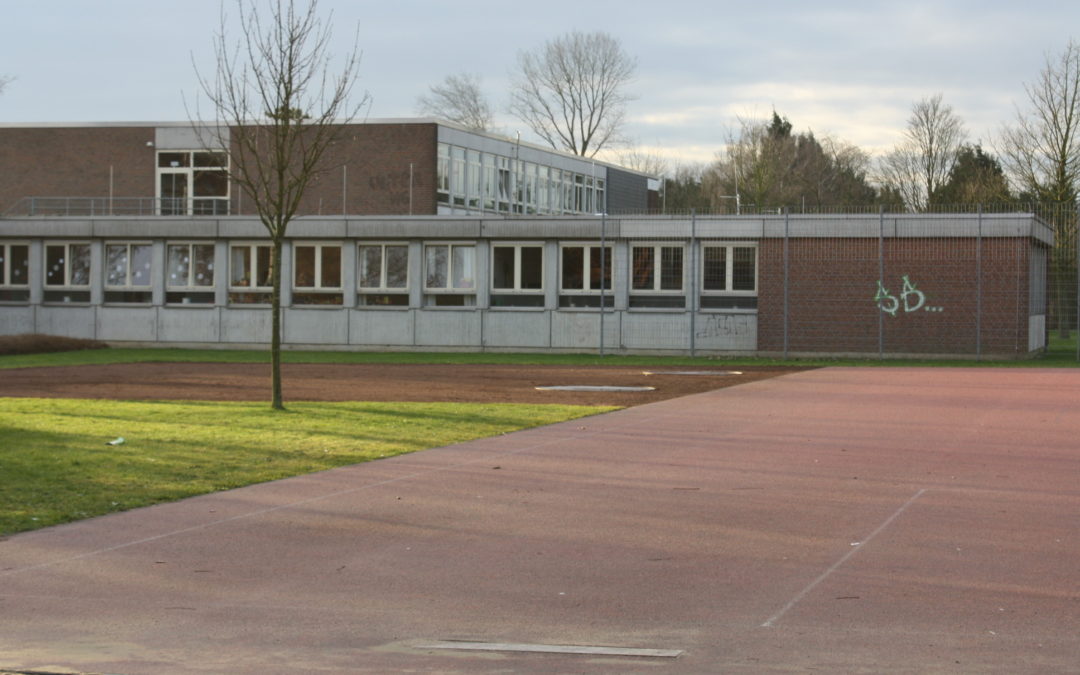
[630,243,685,294]
[44,242,92,289]
[229,242,274,293]
[166,242,216,290]
[156,150,230,216]
[559,242,612,293]
[490,242,544,293]
[104,242,153,291]
[423,243,476,293]
[0,242,30,288]
[700,242,758,296]
[357,242,410,292]
[293,242,343,291]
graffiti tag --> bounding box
[875,275,944,316]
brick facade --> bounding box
[758,237,1039,357]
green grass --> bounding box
[0,398,614,536]
[1,338,1078,370]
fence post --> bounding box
[690,209,697,357]
[783,207,790,359]
[878,206,885,359]
[976,204,983,361]
[599,211,606,357]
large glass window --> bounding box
[293,243,343,305]
[105,242,153,304]
[630,244,685,308]
[0,243,30,302]
[491,243,544,308]
[701,243,758,309]
[424,243,475,306]
[166,242,215,305]
[157,151,229,215]
[358,243,409,307]
[559,243,612,308]
[229,243,274,304]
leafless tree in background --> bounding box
[509,31,636,157]
[0,75,13,95]
[192,0,368,410]
[878,93,967,211]
[998,40,1080,338]
[417,73,493,132]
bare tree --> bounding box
[611,146,668,177]
[878,93,967,211]
[193,0,368,410]
[0,75,13,95]
[416,73,493,132]
[998,40,1080,338]
[509,31,636,158]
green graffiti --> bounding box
[875,275,943,316]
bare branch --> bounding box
[416,73,493,132]
[509,31,636,158]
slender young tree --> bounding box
[193,0,368,410]
[509,31,636,157]
[416,73,493,132]
[879,93,967,211]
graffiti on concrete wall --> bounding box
[875,275,944,316]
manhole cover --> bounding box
[642,370,743,376]
[535,385,656,392]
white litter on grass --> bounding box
[535,385,655,392]
[642,370,743,376]
[105,437,125,446]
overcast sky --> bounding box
[1,0,1077,169]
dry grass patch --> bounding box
[0,334,109,356]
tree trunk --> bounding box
[271,235,285,410]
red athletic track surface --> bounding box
[1,367,1078,673]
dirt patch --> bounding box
[0,362,810,406]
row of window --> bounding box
[437,142,606,215]
[1,241,757,310]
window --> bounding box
[436,143,450,205]
[293,243,343,305]
[166,243,215,305]
[105,242,153,303]
[559,243,611,308]
[229,243,273,304]
[630,244,685,308]
[424,243,475,306]
[0,243,30,302]
[157,151,229,215]
[491,243,544,308]
[701,243,757,309]
[358,243,409,307]
[44,242,91,303]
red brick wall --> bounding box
[758,237,1034,356]
[0,126,156,213]
[230,122,438,217]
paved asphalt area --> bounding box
[2,367,1079,674]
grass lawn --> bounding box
[0,398,613,537]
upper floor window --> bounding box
[358,243,409,307]
[157,151,229,216]
[167,242,216,305]
[0,243,30,303]
[701,243,757,310]
[44,242,91,303]
[105,242,153,304]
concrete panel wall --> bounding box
[35,306,97,339]
[349,309,414,346]
[97,307,157,342]
[551,311,620,350]
[620,313,690,350]
[158,308,221,343]
[414,310,481,347]
[0,306,34,335]
[283,308,349,345]
[482,311,551,349]
[692,313,757,351]
[220,308,273,344]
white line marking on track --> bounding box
[761,488,927,628]
[414,640,683,658]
